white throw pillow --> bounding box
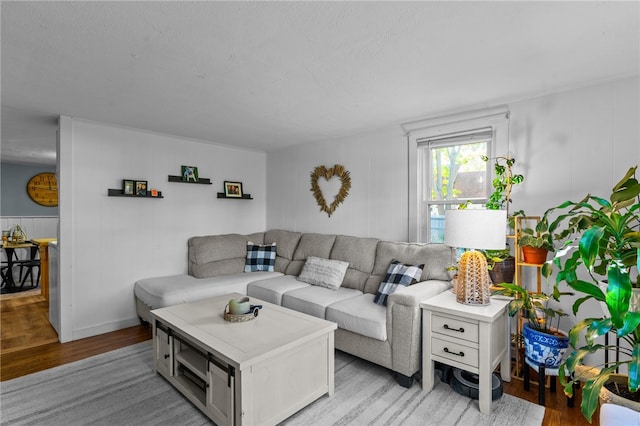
[297,256,349,291]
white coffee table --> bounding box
[151,293,337,426]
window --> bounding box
[419,130,492,243]
[404,106,510,243]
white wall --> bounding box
[58,118,266,341]
[268,77,639,241]
[267,127,409,241]
[508,76,639,216]
[268,76,639,244]
[266,76,639,364]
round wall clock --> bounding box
[26,172,58,206]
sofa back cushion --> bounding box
[364,241,455,294]
[264,229,302,273]
[330,235,379,291]
[189,232,264,278]
[286,233,337,276]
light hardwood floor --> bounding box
[0,293,597,426]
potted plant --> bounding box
[494,281,572,368]
[518,217,555,265]
[483,248,516,284]
[542,165,640,422]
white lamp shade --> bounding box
[444,209,507,250]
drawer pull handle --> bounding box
[443,347,464,357]
[443,324,464,333]
[164,354,170,359]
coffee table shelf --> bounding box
[176,348,208,381]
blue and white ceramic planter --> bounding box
[522,322,569,368]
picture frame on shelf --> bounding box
[181,165,199,182]
[123,179,134,195]
[224,181,243,198]
[135,180,148,196]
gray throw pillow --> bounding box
[297,256,349,291]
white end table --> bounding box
[421,291,511,414]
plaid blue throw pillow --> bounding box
[373,259,424,306]
[244,242,277,272]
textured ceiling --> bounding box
[2,1,639,165]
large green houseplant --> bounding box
[543,166,640,422]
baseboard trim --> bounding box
[72,317,141,341]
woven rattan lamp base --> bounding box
[456,250,491,305]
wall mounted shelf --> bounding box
[168,175,212,185]
[217,193,253,200]
[108,189,164,198]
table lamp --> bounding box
[444,209,507,305]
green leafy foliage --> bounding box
[482,155,524,213]
[545,166,640,422]
[494,282,571,333]
[517,217,555,252]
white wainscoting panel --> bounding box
[1,216,58,240]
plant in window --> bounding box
[482,155,524,215]
[480,155,524,282]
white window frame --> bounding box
[403,106,510,243]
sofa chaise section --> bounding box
[135,271,283,323]
[136,230,302,322]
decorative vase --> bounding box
[521,246,549,265]
[11,226,26,243]
[488,257,515,284]
[522,322,569,368]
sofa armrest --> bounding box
[386,280,451,377]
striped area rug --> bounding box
[0,342,544,425]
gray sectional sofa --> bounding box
[134,229,454,386]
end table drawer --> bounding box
[431,337,479,368]
[432,314,478,344]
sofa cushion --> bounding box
[286,233,336,275]
[326,294,387,341]
[189,233,264,278]
[134,271,282,310]
[247,275,310,305]
[282,286,362,319]
[264,229,302,273]
[244,242,277,272]
[374,260,424,306]
[297,256,349,290]
[330,235,379,291]
[366,241,454,294]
